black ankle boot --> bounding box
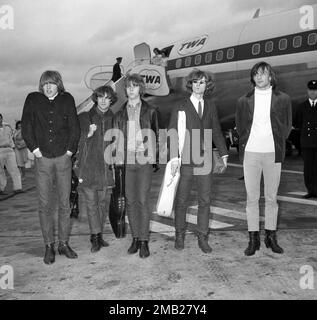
[97,233,109,247]
[244,231,260,256]
[175,232,185,250]
[58,241,78,258]
[197,234,212,253]
[90,234,101,253]
[44,243,55,265]
[127,238,139,254]
[264,230,284,254]
[139,241,150,258]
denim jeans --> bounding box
[125,163,153,241]
[174,165,212,236]
[243,151,281,231]
[35,154,72,245]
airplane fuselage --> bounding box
[155,5,317,130]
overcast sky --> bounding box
[0,0,314,126]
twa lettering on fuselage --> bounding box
[140,69,162,90]
[178,35,208,56]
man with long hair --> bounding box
[168,69,228,253]
[22,70,80,264]
[76,85,117,253]
[235,61,292,256]
[112,74,160,258]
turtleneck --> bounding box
[254,86,272,95]
[245,86,275,153]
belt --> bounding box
[0,146,12,148]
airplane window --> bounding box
[227,48,234,60]
[265,41,274,53]
[176,59,182,69]
[252,43,260,55]
[185,56,192,67]
[293,36,302,48]
[195,55,202,65]
[279,38,287,50]
[308,33,317,45]
[205,52,212,63]
[216,50,223,61]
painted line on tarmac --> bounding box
[185,212,233,229]
[277,195,317,206]
[150,220,176,236]
[125,210,233,236]
[189,205,264,222]
[287,191,306,196]
[228,163,303,174]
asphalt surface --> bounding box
[0,150,316,300]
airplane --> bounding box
[77,4,317,151]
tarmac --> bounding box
[0,149,316,300]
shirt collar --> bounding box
[48,92,58,100]
[190,94,203,106]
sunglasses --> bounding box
[192,80,207,85]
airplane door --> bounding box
[134,42,151,64]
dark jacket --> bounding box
[112,99,160,164]
[76,106,114,190]
[168,98,228,166]
[295,99,317,148]
[235,88,292,163]
[21,91,80,158]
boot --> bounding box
[139,241,150,258]
[244,231,260,256]
[264,230,284,254]
[97,233,109,247]
[90,234,101,253]
[127,238,139,254]
[197,234,212,253]
[174,231,185,250]
[58,241,78,259]
[43,243,55,265]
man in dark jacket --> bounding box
[168,69,228,254]
[235,61,292,256]
[112,73,159,258]
[111,57,123,83]
[76,85,116,253]
[22,70,80,264]
[295,80,317,198]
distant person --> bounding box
[168,69,228,253]
[295,80,317,199]
[235,61,292,256]
[0,114,23,195]
[151,47,163,66]
[13,120,28,178]
[112,74,160,258]
[75,85,117,253]
[160,50,168,67]
[21,70,80,265]
[111,57,123,82]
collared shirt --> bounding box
[127,101,145,152]
[0,124,14,148]
[190,94,204,116]
[309,98,317,107]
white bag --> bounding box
[156,111,186,217]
